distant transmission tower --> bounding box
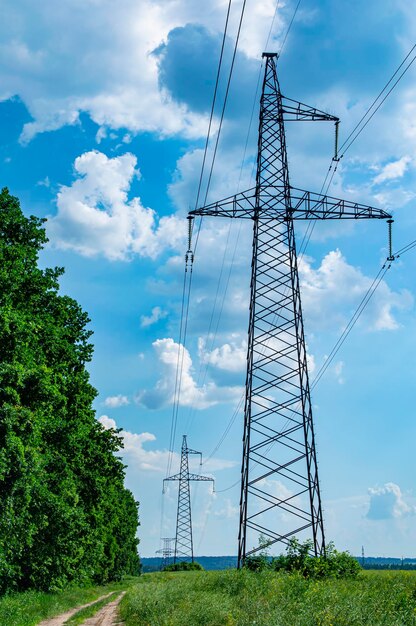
[156,537,175,570]
[190,53,393,567]
[164,435,214,562]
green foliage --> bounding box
[0,189,140,593]
[121,570,416,626]
[244,538,361,579]
[163,561,204,572]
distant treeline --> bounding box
[142,555,416,572]
[362,558,416,571]
[142,556,238,572]
[0,189,140,593]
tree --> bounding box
[0,188,140,592]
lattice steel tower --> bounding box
[164,435,214,562]
[190,53,392,567]
[156,537,175,570]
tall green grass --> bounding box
[0,577,138,626]
[120,570,416,626]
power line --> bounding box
[339,43,416,157]
[165,0,244,478]
[202,0,248,207]
[165,263,190,478]
[197,0,306,462]
[194,0,233,212]
[297,43,416,273]
[165,261,194,478]
[310,263,391,390]
[395,238,416,257]
[278,0,302,56]
[216,257,393,493]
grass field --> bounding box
[0,577,138,626]
[120,569,416,626]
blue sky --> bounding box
[1,0,416,558]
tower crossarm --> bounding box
[189,188,257,219]
[281,96,339,122]
[163,474,180,492]
[289,187,392,220]
[186,447,203,464]
[188,474,215,484]
[190,186,392,221]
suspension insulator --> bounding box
[334,120,340,161]
[387,219,394,261]
[187,215,194,252]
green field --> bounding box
[120,569,416,626]
[2,569,416,626]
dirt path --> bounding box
[36,592,118,626]
[79,592,125,626]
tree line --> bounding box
[0,189,140,593]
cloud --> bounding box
[137,337,243,410]
[155,23,259,120]
[48,150,185,260]
[213,498,239,519]
[140,306,168,328]
[372,156,412,185]
[98,415,234,473]
[0,0,283,142]
[36,176,50,188]
[104,395,130,408]
[299,249,413,331]
[99,415,171,472]
[367,483,416,520]
[199,336,247,373]
[334,360,345,384]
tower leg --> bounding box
[238,217,325,564]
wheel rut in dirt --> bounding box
[78,592,125,625]
[36,591,124,626]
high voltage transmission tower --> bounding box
[164,435,214,563]
[156,537,175,570]
[189,52,393,568]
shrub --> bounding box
[270,539,361,579]
[163,561,204,572]
[244,538,361,579]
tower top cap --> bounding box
[262,52,278,59]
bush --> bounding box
[244,538,361,579]
[163,561,204,572]
[270,539,361,579]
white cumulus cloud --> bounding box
[372,156,412,185]
[48,150,185,260]
[98,415,234,472]
[299,249,413,331]
[104,395,130,408]
[137,337,243,410]
[140,306,168,328]
[198,336,247,373]
[367,482,416,520]
[0,0,284,142]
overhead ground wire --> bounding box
[162,1,250,542]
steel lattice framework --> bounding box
[190,53,392,567]
[156,537,175,570]
[164,435,214,562]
